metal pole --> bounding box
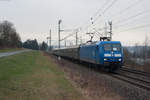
[49,29,51,50]
[65,40,66,47]
[58,21,60,48]
[47,37,48,45]
[76,32,78,46]
[105,22,107,37]
[109,21,112,41]
[80,36,82,44]
[58,20,61,48]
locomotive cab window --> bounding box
[103,44,111,51]
[103,44,121,51]
[112,44,121,51]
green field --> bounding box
[0,51,84,100]
[0,48,24,53]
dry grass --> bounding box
[0,51,85,100]
[48,54,122,100]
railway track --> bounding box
[53,55,150,91]
[111,67,150,91]
[121,67,150,77]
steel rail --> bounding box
[121,67,150,77]
[111,73,150,91]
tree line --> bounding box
[0,20,48,51]
[0,20,22,48]
[132,36,150,59]
[23,39,48,51]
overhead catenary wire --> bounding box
[110,0,144,21]
[76,0,120,41]
[82,0,118,33]
[113,15,150,30]
[90,0,148,34]
[92,0,118,24]
[79,0,110,30]
[93,0,110,17]
[60,32,77,41]
[56,0,150,46]
[115,23,150,33]
[113,8,150,26]
[102,0,118,14]
[92,0,110,20]
[84,0,149,34]
[82,0,118,39]
[98,8,150,31]
[93,28,103,36]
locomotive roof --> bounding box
[100,41,121,44]
[80,41,121,47]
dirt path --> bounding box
[0,50,31,58]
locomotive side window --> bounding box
[104,44,111,51]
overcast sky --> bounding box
[0,0,150,46]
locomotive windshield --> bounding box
[112,44,121,51]
[104,44,121,51]
[104,44,111,51]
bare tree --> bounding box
[0,20,22,48]
[133,43,139,58]
[143,35,149,60]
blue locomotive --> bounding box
[52,41,123,72]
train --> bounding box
[52,41,123,72]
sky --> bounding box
[0,0,150,46]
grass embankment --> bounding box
[0,48,24,53]
[0,51,84,100]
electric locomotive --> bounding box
[52,41,123,72]
[80,41,123,71]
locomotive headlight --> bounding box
[115,54,121,57]
[118,59,121,61]
[104,54,111,57]
[104,58,107,61]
